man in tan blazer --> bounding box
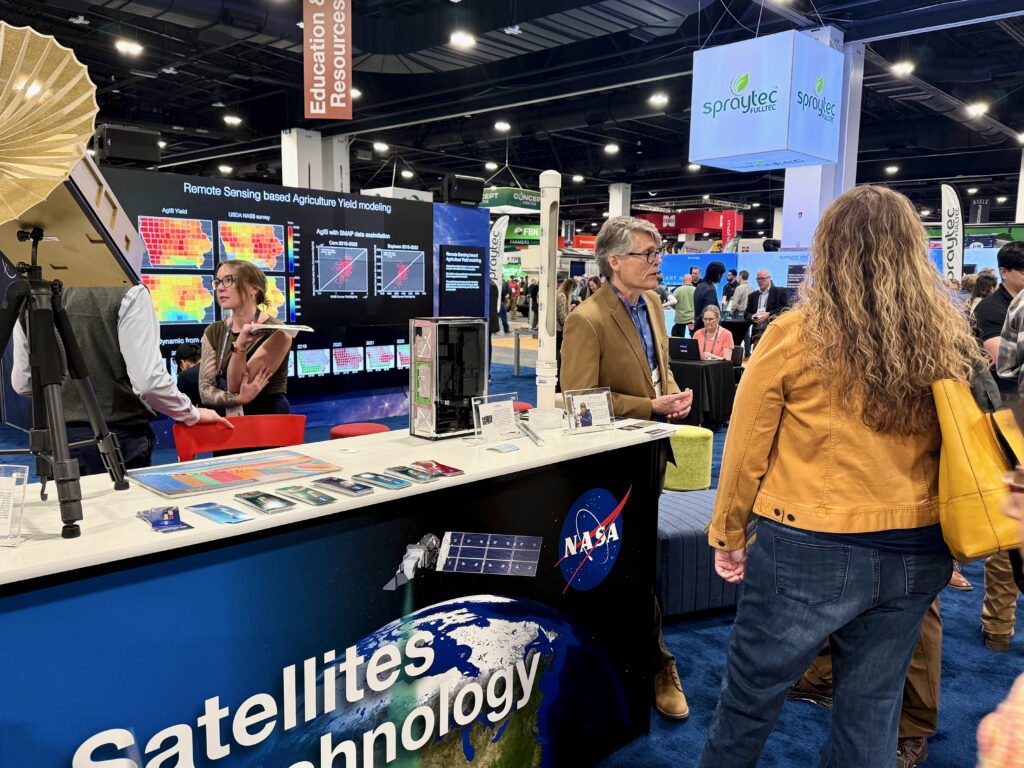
[561,215,693,720]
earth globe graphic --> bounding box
[253,595,629,768]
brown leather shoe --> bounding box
[786,678,834,710]
[896,736,928,767]
[654,663,689,720]
[947,562,973,591]
[984,631,1012,652]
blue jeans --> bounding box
[498,303,510,333]
[697,518,951,768]
[66,424,154,475]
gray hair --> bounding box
[701,304,721,321]
[594,216,662,279]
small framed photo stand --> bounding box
[471,392,521,445]
[0,465,30,547]
[564,387,615,434]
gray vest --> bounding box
[58,286,154,428]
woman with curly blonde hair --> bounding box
[697,185,982,768]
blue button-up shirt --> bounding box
[611,283,658,372]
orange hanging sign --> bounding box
[303,0,352,120]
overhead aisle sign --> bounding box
[689,30,844,172]
[304,0,352,119]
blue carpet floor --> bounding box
[2,365,1021,765]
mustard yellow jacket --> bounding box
[708,309,941,551]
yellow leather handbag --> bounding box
[933,379,1024,562]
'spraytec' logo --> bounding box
[703,72,778,118]
[795,75,837,122]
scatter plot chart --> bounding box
[314,245,368,296]
[366,345,396,372]
[397,343,411,370]
[219,222,285,271]
[142,274,215,324]
[296,349,331,378]
[332,347,365,375]
[375,248,426,296]
[139,217,214,270]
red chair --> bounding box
[172,415,306,461]
[329,422,391,439]
[513,401,534,413]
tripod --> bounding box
[0,227,128,539]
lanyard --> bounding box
[217,310,260,374]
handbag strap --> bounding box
[989,412,1020,468]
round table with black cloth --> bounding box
[669,359,736,426]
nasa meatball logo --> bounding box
[557,486,629,593]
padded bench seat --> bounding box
[657,489,739,618]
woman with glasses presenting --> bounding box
[199,260,293,416]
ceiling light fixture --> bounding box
[115,39,143,56]
[687,163,701,171]
[572,174,584,182]
[997,196,1008,203]
[296,21,304,29]
[212,100,225,107]
[160,66,178,75]
[68,14,90,25]
[485,161,498,171]
[891,61,915,76]
[1018,132,1024,144]
[604,143,620,155]
[373,141,389,152]
[590,222,598,227]
[920,209,931,216]
[218,165,233,174]
[157,140,167,148]
[575,228,582,233]
[223,114,242,126]
[86,148,95,156]
[702,194,710,200]
[602,211,610,217]
[758,230,765,235]
[449,31,475,48]
[401,169,414,179]
[503,25,522,35]
[967,187,979,194]
[966,103,988,118]
[885,165,899,174]
[351,88,362,99]
[756,218,765,224]
[752,202,761,208]
[494,120,511,132]
[648,92,669,107]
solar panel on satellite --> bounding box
[437,531,543,577]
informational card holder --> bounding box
[564,387,615,434]
[0,465,29,547]
[471,392,521,445]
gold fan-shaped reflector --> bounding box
[0,22,98,226]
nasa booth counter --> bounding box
[0,164,674,768]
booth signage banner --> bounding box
[720,210,738,242]
[481,187,541,214]
[969,197,991,224]
[689,30,844,172]
[941,184,964,281]
[489,215,510,309]
[303,0,352,120]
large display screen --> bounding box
[103,169,487,396]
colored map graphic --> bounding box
[142,274,215,324]
[315,245,368,295]
[219,222,285,271]
[397,343,411,370]
[376,248,426,296]
[127,450,340,499]
[262,276,287,318]
[297,348,331,377]
[139,216,214,270]
[332,347,365,374]
[366,345,396,372]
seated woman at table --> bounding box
[694,305,735,361]
[199,259,293,416]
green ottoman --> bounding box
[664,426,713,491]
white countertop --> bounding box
[0,423,672,588]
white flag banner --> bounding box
[488,215,509,314]
[941,184,963,281]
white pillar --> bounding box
[322,134,351,193]
[609,183,631,217]
[535,170,563,423]
[780,29,864,249]
[281,128,323,189]
[1016,149,1024,224]
[772,207,784,240]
